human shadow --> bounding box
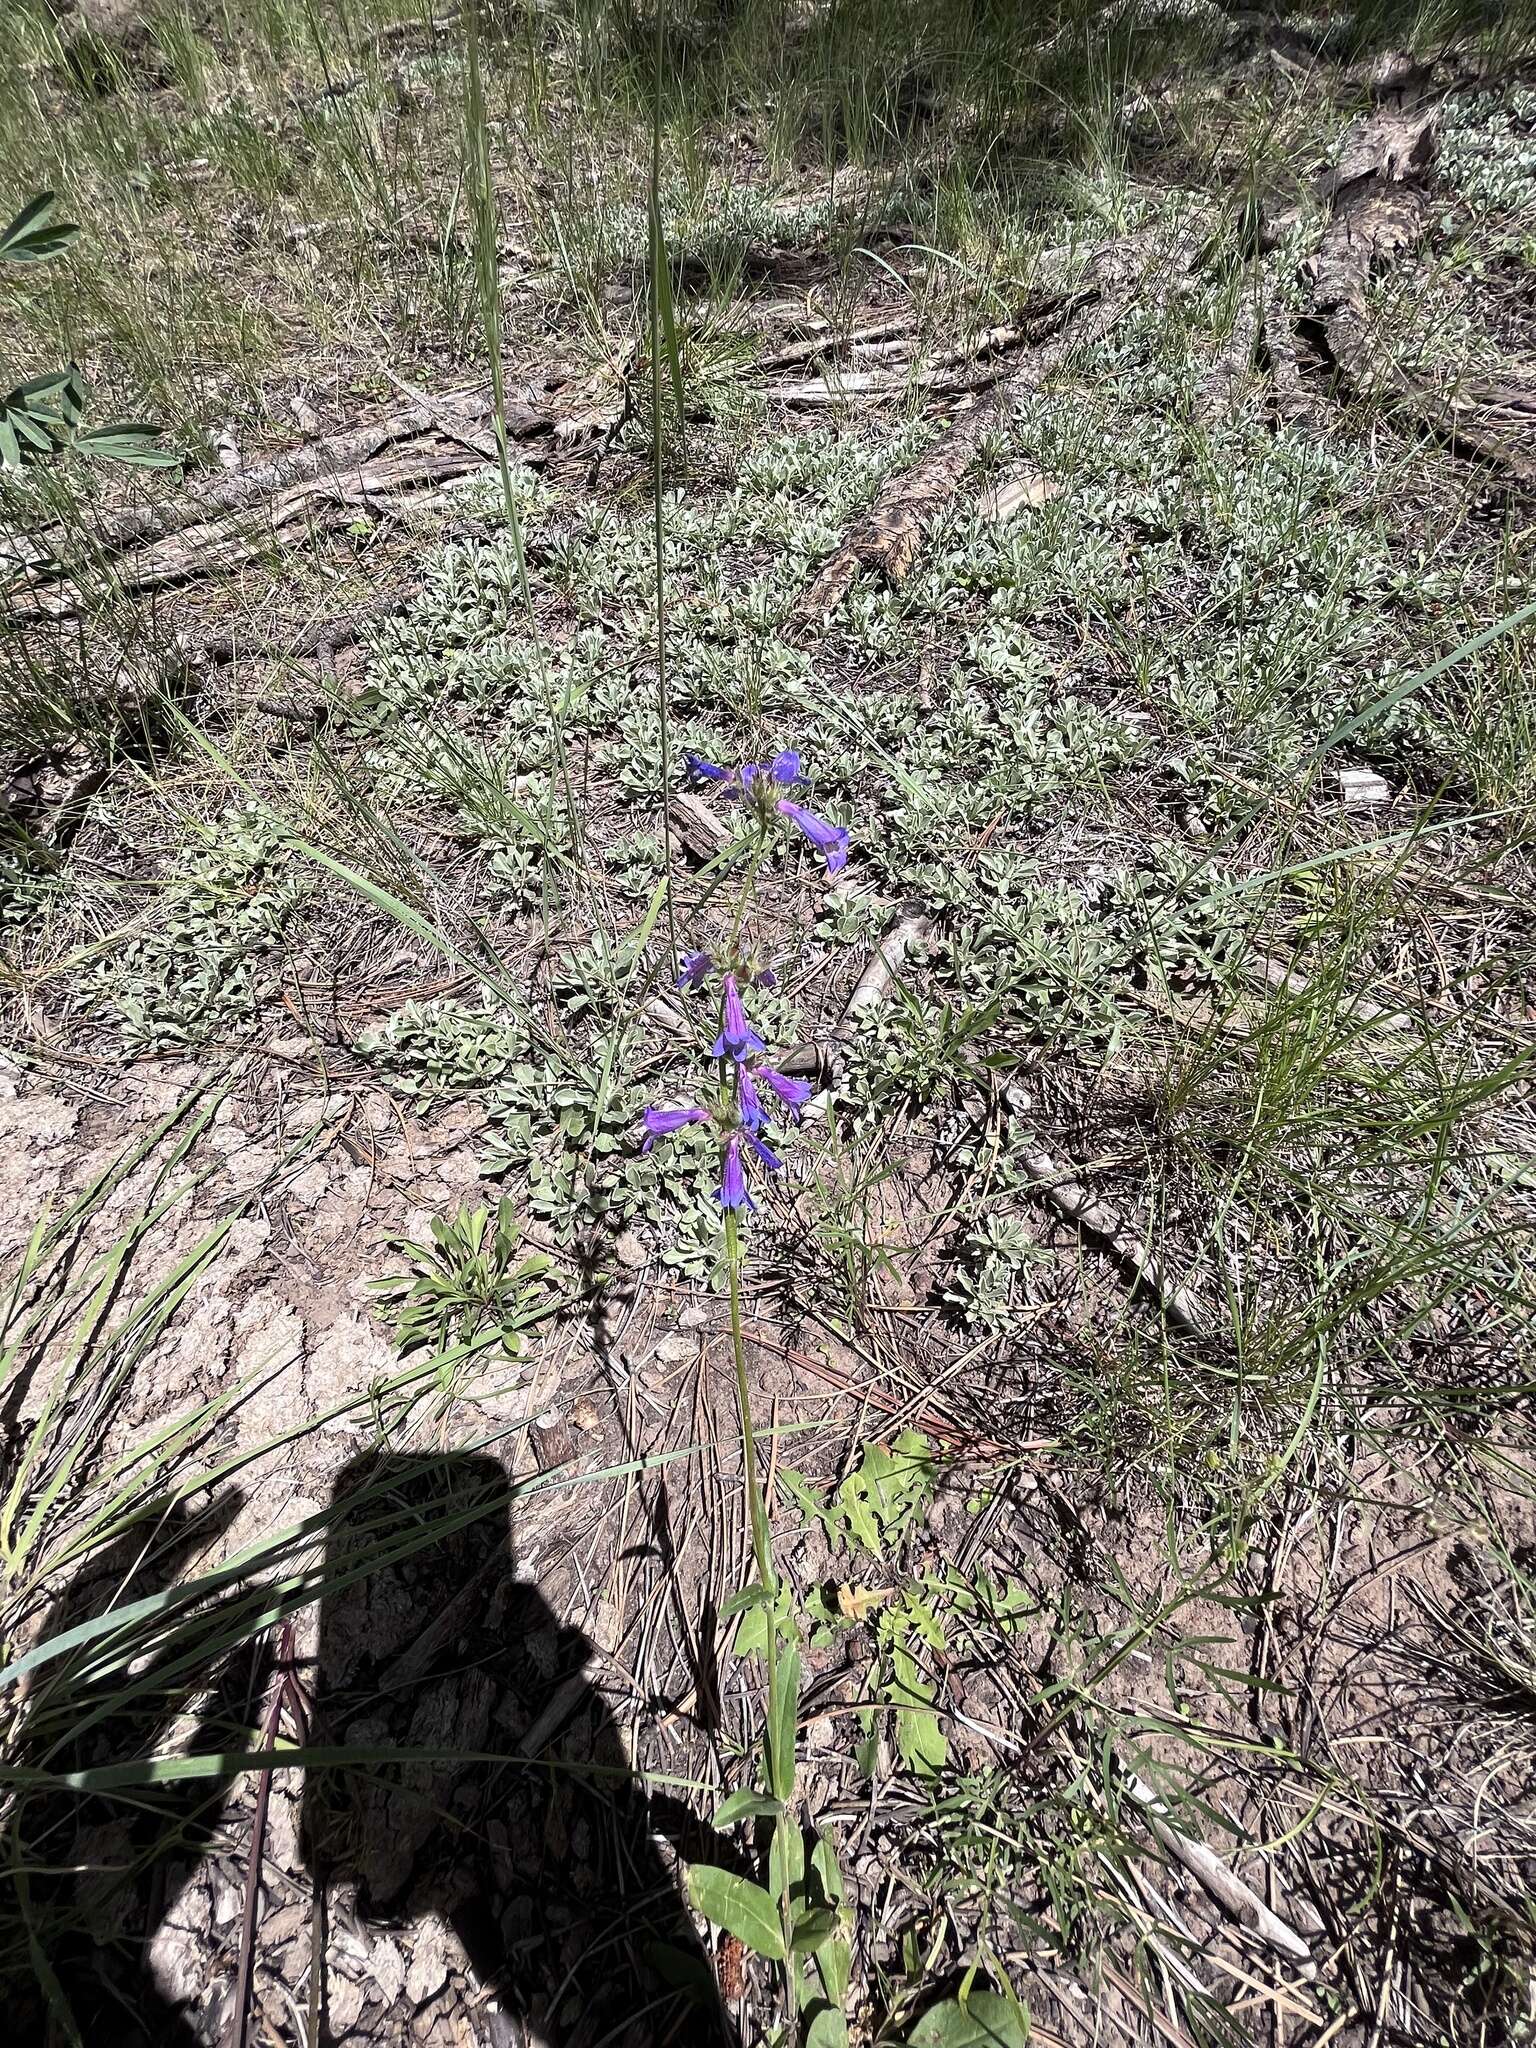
[300,1448,736,2046]
[7,1454,736,2045]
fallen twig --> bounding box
[1013,1140,1204,1335]
[843,906,931,1022]
[228,1621,308,2048]
[1121,1768,1316,1976]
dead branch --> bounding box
[782,898,1203,1333]
[795,228,1201,620]
[3,361,624,609]
[1013,1141,1204,1335]
[1302,105,1536,483]
[749,313,917,374]
[842,907,931,1022]
[1122,1769,1316,1973]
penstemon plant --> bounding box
[643,749,855,2041]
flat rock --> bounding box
[1338,766,1391,806]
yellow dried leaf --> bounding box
[836,1583,894,1622]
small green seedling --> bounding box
[371,1199,552,1366]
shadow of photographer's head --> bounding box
[300,1446,732,2044]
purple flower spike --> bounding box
[677,950,713,990]
[711,972,766,1062]
[758,1065,812,1115]
[686,752,731,783]
[769,750,802,785]
[717,1133,756,1212]
[776,799,850,875]
[737,1064,765,1133]
[747,1131,783,1173]
[641,1105,709,1152]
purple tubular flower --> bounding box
[711,972,766,1062]
[736,1064,765,1133]
[769,749,802,785]
[677,950,713,990]
[757,1065,812,1115]
[747,1131,783,1173]
[717,1133,755,1211]
[776,798,850,875]
[685,752,731,783]
[641,1105,708,1152]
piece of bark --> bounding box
[89,445,501,603]
[1316,104,1438,205]
[530,1412,575,1471]
[1261,297,1314,425]
[802,385,1004,605]
[1197,294,1262,422]
[667,789,731,862]
[977,463,1059,520]
[1344,47,1433,102]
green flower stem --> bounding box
[723,1208,776,1604]
[650,100,680,969]
[729,832,769,959]
[463,0,580,864]
[723,1205,795,2002]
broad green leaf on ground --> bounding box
[907,1991,1030,2046]
[713,1788,782,1828]
[805,2001,850,2048]
[789,1431,937,1558]
[890,1639,948,1776]
[686,1867,784,1962]
[730,1577,795,1658]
